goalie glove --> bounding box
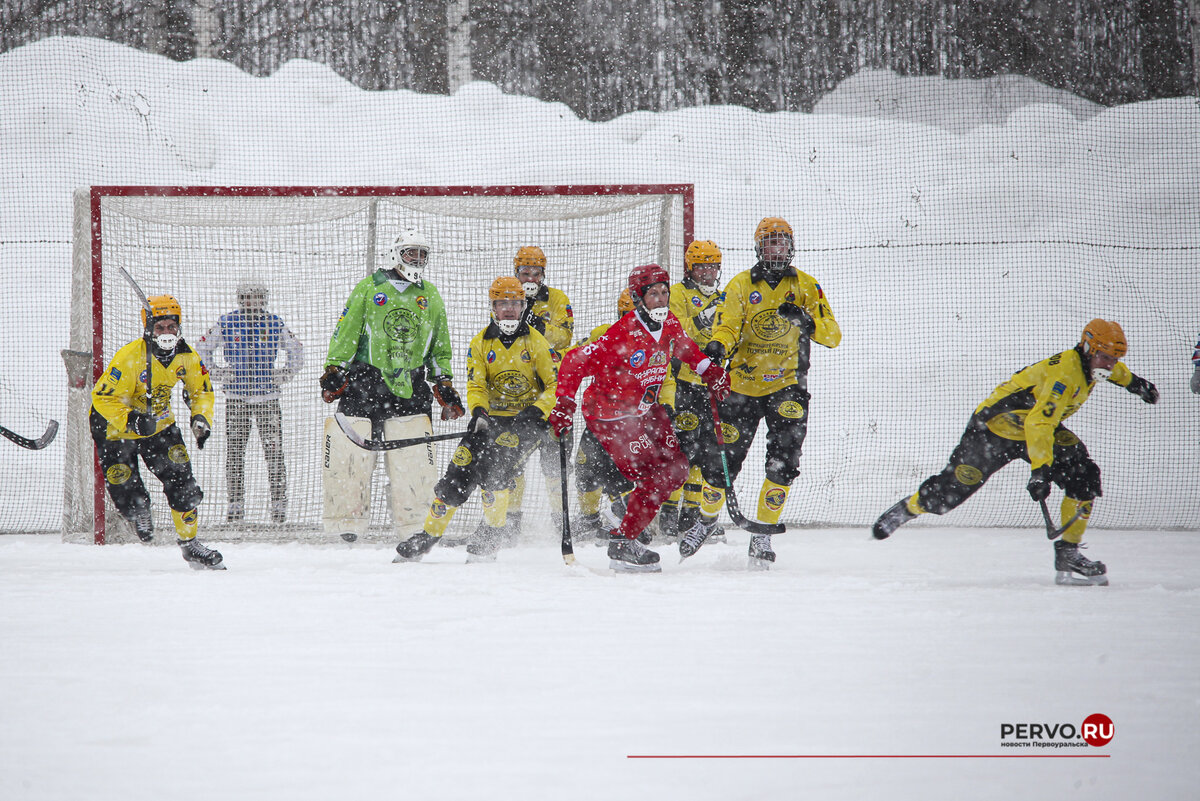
[1027,465,1053,502]
[1126,374,1158,404]
[432,379,465,421]
[320,365,348,403]
[191,415,211,449]
[777,302,815,337]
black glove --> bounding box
[468,407,491,433]
[1027,465,1053,502]
[778,302,815,337]
[432,379,465,421]
[320,365,348,403]
[126,410,157,437]
[704,340,726,364]
[513,406,545,427]
[1126,375,1158,404]
[190,415,211,449]
[522,303,545,334]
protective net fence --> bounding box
[1,36,1197,538]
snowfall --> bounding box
[2,36,1199,801]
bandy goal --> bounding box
[67,185,694,545]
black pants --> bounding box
[90,409,203,521]
[670,380,719,466]
[916,418,1102,515]
[699,384,810,487]
[435,415,546,507]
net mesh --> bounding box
[66,188,688,543]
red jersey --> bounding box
[557,310,710,421]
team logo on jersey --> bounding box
[702,486,723,506]
[430,499,449,518]
[167,444,190,464]
[139,369,150,385]
[720,422,739,443]
[764,487,787,511]
[176,367,186,378]
[383,307,418,343]
[487,350,497,363]
[628,433,654,455]
[495,431,520,448]
[1055,429,1081,447]
[452,446,473,466]
[777,400,805,419]
[105,464,132,485]
[691,296,702,307]
[373,292,388,306]
[750,310,791,342]
[674,412,699,432]
[954,464,983,486]
[815,283,825,298]
[630,349,647,368]
[749,291,762,304]
[520,349,531,362]
[648,351,668,367]
[785,291,795,303]
[565,304,574,318]
[496,370,533,398]
[109,367,121,380]
[416,295,428,310]
[763,368,784,382]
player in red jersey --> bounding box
[551,264,730,572]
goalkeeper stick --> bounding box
[0,420,59,450]
[709,394,785,536]
[334,412,466,451]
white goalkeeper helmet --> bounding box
[237,283,268,314]
[388,229,432,284]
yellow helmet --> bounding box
[1080,319,1127,359]
[754,217,795,267]
[489,276,525,303]
[617,287,635,317]
[514,246,547,270]
[685,239,721,269]
[141,295,182,328]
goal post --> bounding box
[67,184,694,545]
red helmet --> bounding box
[628,263,669,299]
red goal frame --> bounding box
[85,184,695,543]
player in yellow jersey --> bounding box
[692,217,842,568]
[660,239,727,545]
[90,295,224,569]
[872,319,1158,586]
[506,245,576,540]
[393,277,558,563]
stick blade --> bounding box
[0,420,59,450]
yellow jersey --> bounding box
[91,339,214,440]
[711,265,841,397]
[527,285,575,351]
[974,347,1135,470]
[669,280,723,386]
[466,322,558,418]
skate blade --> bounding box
[391,554,424,563]
[747,556,773,571]
[465,553,498,564]
[186,560,226,571]
[609,560,662,573]
[1055,570,1108,586]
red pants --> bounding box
[585,405,689,540]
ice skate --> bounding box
[748,533,775,570]
[466,524,503,563]
[393,530,438,563]
[1054,540,1108,586]
[130,511,153,543]
[678,517,720,561]
[340,532,358,543]
[270,500,287,524]
[872,498,916,540]
[607,530,661,573]
[178,538,225,570]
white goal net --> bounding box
[67,185,692,544]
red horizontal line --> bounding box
[627,754,1110,759]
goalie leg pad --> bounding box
[384,414,437,536]
[323,415,375,536]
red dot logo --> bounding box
[1082,713,1114,747]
